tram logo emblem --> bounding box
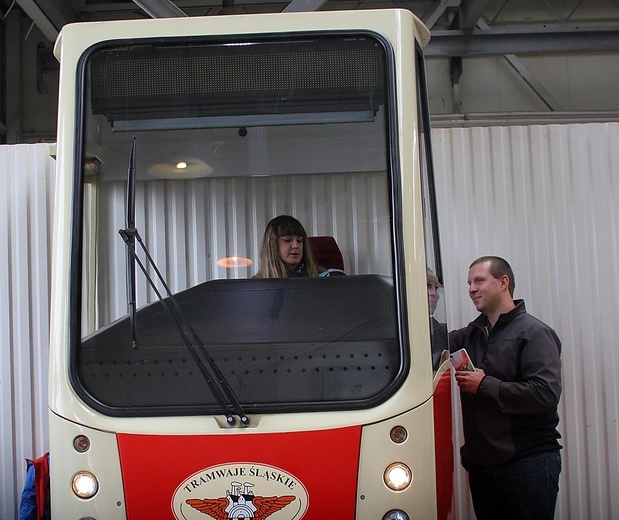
[186,481,294,519]
[172,463,308,519]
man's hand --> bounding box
[455,368,486,394]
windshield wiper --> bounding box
[125,137,138,349]
[119,137,249,427]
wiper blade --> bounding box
[125,137,138,349]
[119,138,249,427]
[119,229,250,426]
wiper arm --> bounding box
[119,138,249,427]
[119,229,250,427]
[126,137,138,349]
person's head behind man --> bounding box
[427,268,442,315]
[467,256,516,325]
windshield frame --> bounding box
[68,29,410,418]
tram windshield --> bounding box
[73,32,409,417]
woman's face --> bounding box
[278,235,304,271]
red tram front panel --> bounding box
[118,426,361,519]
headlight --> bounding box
[383,462,412,491]
[383,510,410,520]
[71,471,99,499]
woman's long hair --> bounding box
[257,215,320,278]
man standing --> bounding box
[450,256,562,520]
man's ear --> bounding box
[499,275,510,291]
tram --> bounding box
[49,8,453,519]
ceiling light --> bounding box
[147,157,213,179]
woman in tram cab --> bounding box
[255,215,323,278]
[254,215,346,278]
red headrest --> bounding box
[308,236,344,271]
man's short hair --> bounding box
[470,256,515,296]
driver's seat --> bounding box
[308,236,344,271]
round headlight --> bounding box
[383,510,411,520]
[71,471,99,499]
[383,462,412,491]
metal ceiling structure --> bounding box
[1,0,619,142]
[10,0,619,55]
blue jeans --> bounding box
[468,451,561,520]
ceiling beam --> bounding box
[474,19,563,111]
[15,0,80,42]
[132,0,187,18]
[458,0,489,30]
[283,0,327,12]
[426,27,619,56]
[503,53,563,111]
[4,9,22,142]
[423,0,461,30]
